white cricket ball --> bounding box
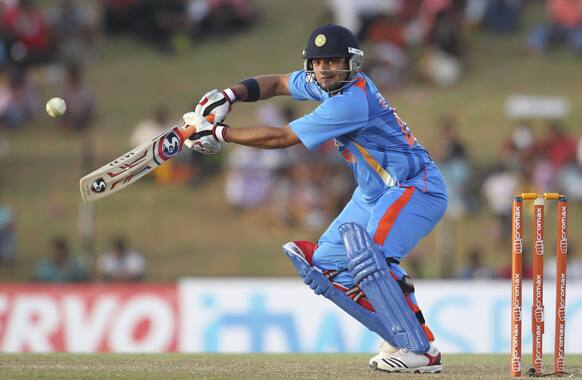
[46,97,67,117]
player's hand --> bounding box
[189,135,222,154]
[195,89,236,124]
[182,112,228,154]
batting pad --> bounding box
[282,242,397,346]
[339,223,430,353]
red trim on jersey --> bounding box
[373,187,415,245]
[354,77,367,92]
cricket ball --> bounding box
[46,97,67,117]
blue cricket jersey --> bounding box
[288,70,444,201]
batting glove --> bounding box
[194,89,237,124]
[182,112,229,154]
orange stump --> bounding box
[554,197,568,374]
[511,196,523,377]
[532,198,544,375]
[510,193,568,377]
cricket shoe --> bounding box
[368,340,399,365]
[369,342,443,373]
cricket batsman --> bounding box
[182,24,448,373]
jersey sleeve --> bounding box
[288,70,323,101]
[289,90,369,150]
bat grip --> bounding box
[179,124,197,140]
[179,115,216,140]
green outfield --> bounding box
[0,354,580,380]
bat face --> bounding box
[79,125,195,203]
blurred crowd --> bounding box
[1,0,582,282]
[101,0,258,53]
[401,110,582,280]
[32,235,145,283]
[328,0,582,92]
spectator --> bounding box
[424,2,464,58]
[325,0,399,37]
[51,0,96,64]
[558,135,582,200]
[129,104,171,147]
[60,62,94,132]
[224,146,282,209]
[224,104,287,210]
[33,237,87,282]
[536,121,578,171]
[101,0,137,36]
[0,1,7,69]
[558,162,582,200]
[482,0,522,33]
[1,0,53,66]
[531,150,555,192]
[0,67,41,129]
[132,0,184,53]
[97,237,145,282]
[481,162,521,244]
[365,39,408,92]
[431,114,471,218]
[272,161,326,231]
[527,0,582,54]
[501,120,535,173]
[187,0,258,41]
[0,205,15,266]
[456,247,495,279]
[416,0,465,86]
[464,0,488,27]
[531,121,578,191]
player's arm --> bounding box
[232,74,291,100]
[194,75,290,123]
[183,112,300,150]
[226,124,300,149]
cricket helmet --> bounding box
[302,24,364,85]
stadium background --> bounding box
[1,0,582,356]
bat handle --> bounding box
[179,124,197,140]
[179,115,216,140]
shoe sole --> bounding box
[370,360,443,374]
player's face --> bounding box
[312,57,349,92]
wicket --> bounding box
[511,192,568,377]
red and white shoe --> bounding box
[368,340,398,365]
[369,342,443,373]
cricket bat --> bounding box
[79,123,198,204]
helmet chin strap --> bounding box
[306,68,358,95]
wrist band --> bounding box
[239,78,260,102]
[213,125,230,143]
[223,88,238,104]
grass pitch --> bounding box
[0,354,580,380]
